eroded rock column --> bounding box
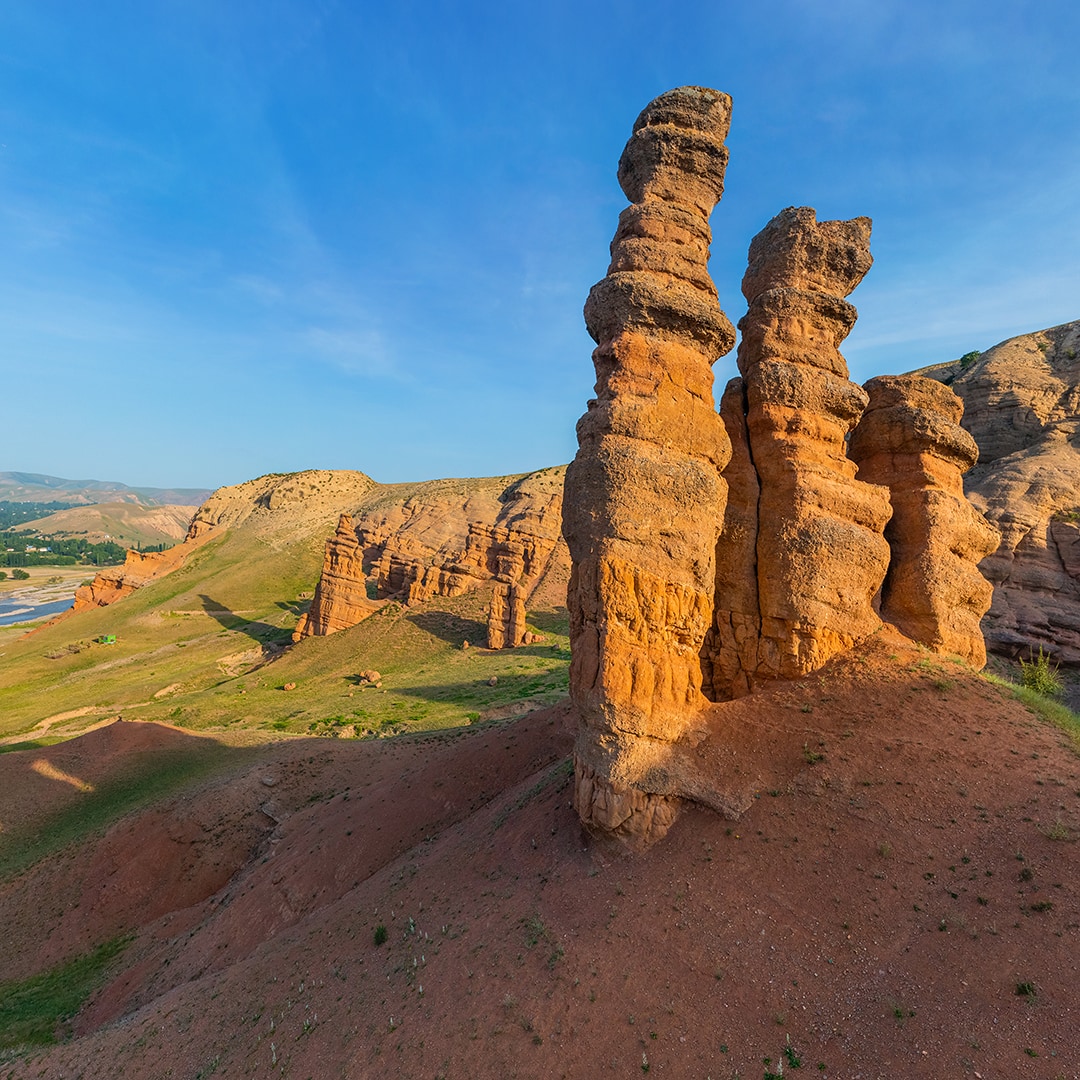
[562,87,736,844]
[849,375,1000,665]
[727,207,892,682]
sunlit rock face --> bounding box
[562,86,737,846]
[849,375,999,667]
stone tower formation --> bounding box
[563,87,998,845]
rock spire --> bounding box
[562,86,737,844]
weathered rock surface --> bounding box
[295,468,568,641]
[292,515,382,640]
[717,207,891,689]
[704,376,762,700]
[849,375,999,665]
[72,546,195,612]
[916,320,1080,661]
[487,582,527,649]
[563,86,736,845]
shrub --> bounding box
[11,568,30,580]
[373,924,388,946]
[1019,647,1063,698]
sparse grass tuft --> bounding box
[982,673,1080,752]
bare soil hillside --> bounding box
[2,632,1078,1078]
[15,502,195,546]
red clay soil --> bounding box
[4,632,1080,1079]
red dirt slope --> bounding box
[4,634,1080,1078]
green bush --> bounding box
[1019,646,1063,698]
[11,568,30,580]
[373,924,388,946]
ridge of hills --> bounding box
[12,502,195,548]
[0,471,212,508]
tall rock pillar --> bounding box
[563,86,736,844]
[724,207,893,684]
[849,375,1000,665]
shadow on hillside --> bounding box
[388,666,569,710]
[407,611,488,645]
[527,607,570,636]
[0,721,265,881]
[275,598,312,617]
[199,595,292,645]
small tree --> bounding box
[11,568,30,580]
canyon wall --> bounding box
[295,468,568,641]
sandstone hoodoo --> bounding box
[849,375,1000,666]
[292,514,382,640]
[917,319,1080,663]
[712,206,891,695]
[562,86,737,841]
[564,90,999,848]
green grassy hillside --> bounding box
[0,507,569,745]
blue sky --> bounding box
[2,0,1078,489]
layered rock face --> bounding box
[849,375,1000,665]
[292,515,383,640]
[562,86,736,843]
[295,469,568,641]
[72,546,194,612]
[487,583,527,649]
[917,320,1080,661]
[712,208,892,692]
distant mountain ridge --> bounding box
[0,471,212,507]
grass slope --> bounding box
[0,518,570,745]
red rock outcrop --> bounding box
[292,515,383,640]
[916,320,1080,662]
[486,582,527,649]
[712,207,892,691]
[295,469,568,641]
[72,545,194,612]
[849,375,1000,665]
[562,86,736,844]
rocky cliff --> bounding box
[916,319,1080,661]
[849,375,1000,666]
[294,468,568,641]
[710,206,892,694]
